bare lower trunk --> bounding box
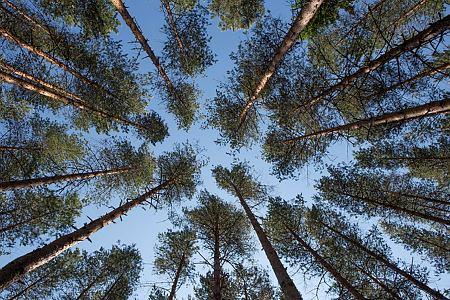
[0,167,132,191]
[284,98,450,143]
[319,221,449,300]
[0,68,149,132]
[228,181,301,299]
[296,15,450,111]
[110,0,178,100]
[237,0,324,129]
[0,179,175,291]
[286,226,367,300]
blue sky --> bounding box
[1,1,448,299]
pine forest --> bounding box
[0,0,448,299]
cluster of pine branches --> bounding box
[0,0,448,299]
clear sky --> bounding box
[1,1,448,299]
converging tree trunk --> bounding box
[227,181,302,299]
[296,15,450,111]
[212,226,221,300]
[319,220,449,300]
[168,253,186,300]
[284,98,450,143]
[237,0,324,129]
[0,178,175,290]
[286,226,367,300]
[0,167,132,191]
[161,0,186,56]
[109,0,178,100]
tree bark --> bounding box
[161,0,186,56]
[100,273,124,300]
[296,15,450,111]
[319,221,449,300]
[7,273,48,300]
[109,0,179,101]
[0,167,132,191]
[0,69,150,132]
[285,226,367,300]
[212,225,221,300]
[330,188,450,226]
[237,0,324,130]
[168,253,186,300]
[284,98,450,143]
[227,181,302,299]
[0,178,175,291]
[0,27,115,99]
[1,0,49,33]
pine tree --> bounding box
[208,0,265,30]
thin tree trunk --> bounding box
[161,0,186,56]
[76,268,109,300]
[351,262,402,300]
[330,189,450,226]
[381,156,450,161]
[168,253,186,300]
[0,178,175,291]
[284,98,450,143]
[0,211,52,234]
[237,0,324,129]
[0,167,132,191]
[7,273,48,300]
[1,0,49,33]
[109,0,179,101]
[0,145,41,152]
[100,273,124,300]
[0,27,115,99]
[285,226,367,300]
[295,15,450,111]
[0,69,150,132]
[319,221,449,300]
[383,190,450,206]
[212,226,221,300]
[227,181,302,299]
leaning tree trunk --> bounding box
[1,0,49,33]
[237,0,324,129]
[284,98,450,143]
[75,268,109,300]
[110,0,179,100]
[168,253,186,300]
[161,0,186,56]
[100,273,124,300]
[228,181,302,299]
[296,15,450,111]
[0,167,132,191]
[0,178,175,291]
[329,189,450,226]
[319,220,449,300]
[212,229,221,300]
[0,27,115,99]
[286,226,368,300]
[0,69,150,132]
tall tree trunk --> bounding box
[161,0,186,56]
[0,211,52,234]
[75,268,109,300]
[1,0,49,33]
[330,188,450,226]
[351,261,402,300]
[0,145,40,152]
[285,226,367,300]
[319,220,449,300]
[7,273,48,300]
[168,253,186,300]
[109,0,179,101]
[0,27,115,99]
[382,190,450,206]
[0,167,132,191]
[0,69,150,132]
[0,178,175,290]
[212,226,221,300]
[100,273,124,300]
[284,98,450,143]
[237,0,324,129]
[227,181,302,299]
[295,15,450,111]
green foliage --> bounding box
[167,81,200,130]
[209,0,265,30]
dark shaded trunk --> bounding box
[0,167,132,191]
[100,273,124,300]
[285,98,450,143]
[7,273,47,300]
[76,268,109,300]
[0,68,150,132]
[330,188,450,226]
[212,225,221,300]
[0,179,175,290]
[168,253,186,300]
[237,0,324,129]
[0,211,52,234]
[286,226,367,300]
[319,221,449,300]
[228,181,302,299]
[110,0,179,102]
[296,15,450,110]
